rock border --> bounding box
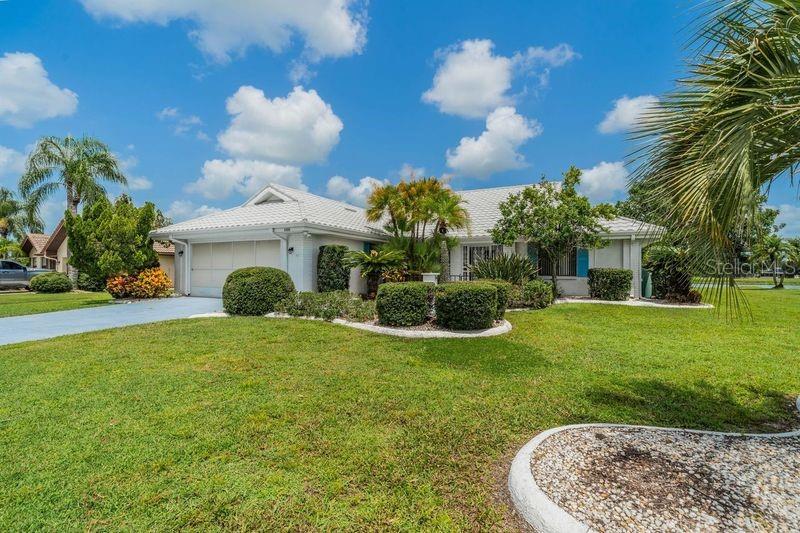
[188,311,513,338]
[508,396,800,533]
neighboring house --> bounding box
[151,182,661,298]
[21,219,176,281]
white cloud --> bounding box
[79,0,367,64]
[422,39,577,119]
[218,85,343,165]
[445,106,541,178]
[578,161,629,202]
[773,203,800,237]
[165,200,222,222]
[156,107,205,138]
[598,95,658,134]
[186,159,303,200]
[118,156,153,191]
[398,163,426,180]
[0,145,26,184]
[326,175,387,206]
[0,52,78,128]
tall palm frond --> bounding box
[630,0,800,317]
[0,187,44,241]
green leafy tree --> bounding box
[0,187,43,241]
[65,196,158,285]
[492,166,615,298]
[0,238,27,264]
[631,0,800,310]
[19,135,127,280]
[752,234,792,288]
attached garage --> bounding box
[190,240,282,297]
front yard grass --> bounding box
[0,290,112,317]
[0,289,797,530]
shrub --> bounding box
[223,267,295,316]
[30,272,72,293]
[128,268,173,298]
[470,253,538,285]
[666,289,702,304]
[643,244,693,299]
[519,279,554,309]
[317,245,350,292]
[588,268,632,301]
[77,272,106,292]
[276,291,376,322]
[106,274,135,298]
[480,279,512,319]
[375,282,431,326]
[435,282,498,330]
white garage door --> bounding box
[191,240,282,297]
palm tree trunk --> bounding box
[66,188,79,286]
[438,239,450,283]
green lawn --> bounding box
[1,289,798,530]
[0,291,112,317]
[734,276,800,286]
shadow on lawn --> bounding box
[583,378,798,433]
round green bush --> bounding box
[375,282,431,326]
[480,279,512,319]
[521,279,553,309]
[30,272,73,293]
[435,282,498,331]
[77,272,107,292]
[222,267,295,316]
[588,268,632,301]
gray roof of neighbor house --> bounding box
[152,182,662,241]
[151,183,386,239]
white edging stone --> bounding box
[508,396,800,532]
[190,311,512,338]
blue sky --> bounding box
[1,0,798,235]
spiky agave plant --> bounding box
[469,253,539,285]
[630,0,800,317]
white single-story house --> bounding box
[150,182,661,298]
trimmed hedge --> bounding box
[317,245,350,292]
[521,279,554,309]
[223,267,295,316]
[376,282,431,326]
[480,279,512,319]
[588,268,632,301]
[435,282,498,331]
[276,291,376,322]
[30,272,73,293]
[77,272,106,292]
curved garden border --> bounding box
[188,311,513,338]
[507,396,800,532]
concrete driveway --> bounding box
[0,297,223,346]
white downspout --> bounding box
[171,237,191,296]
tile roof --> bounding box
[151,182,662,241]
[22,233,50,254]
[151,183,385,238]
[152,241,174,254]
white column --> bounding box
[630,238,642,298]
[287,232,314,292]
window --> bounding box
[462,244,503,279]
[538,248,578,277]
[1,261,23,270]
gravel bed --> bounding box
[530,427,800,531]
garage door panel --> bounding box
[232,241,256,268]
[191,239,282,298]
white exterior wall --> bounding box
[453,237,647,298]
[287,233,315,292]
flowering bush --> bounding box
[106,268,172,299]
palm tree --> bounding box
[19,135,126,280]
[631,0,800,313]
[0,187,43,241]
[753,235,792,288]
[424,188,469,282]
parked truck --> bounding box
[0,260,52,288]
